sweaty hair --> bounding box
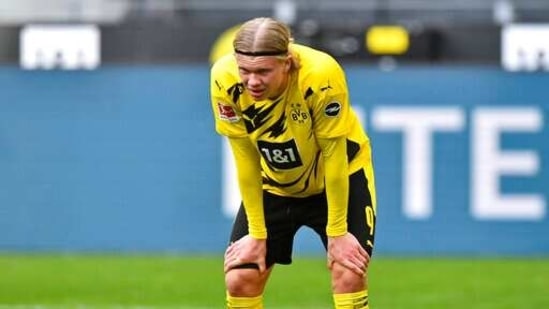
[233,17,292,56]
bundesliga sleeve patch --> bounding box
[217,102,240,122]
[324,101,341,117]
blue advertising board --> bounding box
[0,65,547,255]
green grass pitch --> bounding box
[0,254,548,308]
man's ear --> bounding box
[285,57,292,72]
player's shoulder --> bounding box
[292,43,345,90]
[211,53,240,96]
[211,53,238,79]
[293,43,342,74]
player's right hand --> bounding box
[224,235,267,273]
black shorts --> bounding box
[229,168,376,268]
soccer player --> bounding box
[210,17,377,309]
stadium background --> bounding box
[0,0,548,308]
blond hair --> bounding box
[233,17,299,69]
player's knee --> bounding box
[330,262,367,293]
[225,268,266,296]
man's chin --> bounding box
[250,92,266,100]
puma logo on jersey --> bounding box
[324,101,341,117]
[242,101,281,134]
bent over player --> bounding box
[210,17,377,309]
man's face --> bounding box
[235,54,289,101]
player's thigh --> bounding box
[304,168,376,255]
[228,193,298,267]
[348,167,376,256]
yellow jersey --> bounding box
[211,43,372,198]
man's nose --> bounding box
[248,74,261,86]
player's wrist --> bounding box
[326,231,347,238]
[326,224,347,237]
[249,229,268,240]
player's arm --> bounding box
[210,57,265,238]
[311,56,368,275]
[319,136,369,276]
[228,137,267,239]
[317,136,349,236]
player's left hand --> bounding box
[327,232,369,276]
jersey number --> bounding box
[257,140,303,169]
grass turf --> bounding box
[0,255,548,308]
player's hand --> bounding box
[224,235,267,273]
[327,232,369,276]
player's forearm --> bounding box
[318,137,349,237]
[229,138,267,239]
[237,170,266,239]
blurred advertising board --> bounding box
[0,66,546,256]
